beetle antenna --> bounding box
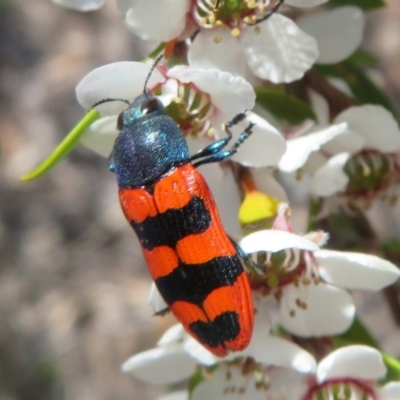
[143,54,164,95]
[89,98,130,111]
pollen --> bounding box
[244,15,257,24]
[254,26,261,34]
[214,36,222,43]
[207,127,215,137]
[231,28,241,37]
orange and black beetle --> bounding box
[108,85,255,356]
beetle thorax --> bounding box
[109,113,190,188]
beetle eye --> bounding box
[140,97,163,115]
[117,112,124,130]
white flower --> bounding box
[123,308,316,393]
[310,105,400,199]
[297,6,365,64]
[75,61,286,167]
[188,13,319,84]
[278,94,400,203]
[119,0,320,83]
[147,290,316,368]
[51,0,105,11]
[239,228,400,337]
[288,346,400,400]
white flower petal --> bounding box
[221,112,286,167]
[268,368,309,400]
[280,283,355,337]
[212,167,242,238]
[242,335,317,373]
[243,14,319,83]
[125,0,189,41]
[186,135,224,196]
[191,364,270,400]
[80,116,118,157]
[240,230,319,253]
[297,7,365,64]
[286,0,328,7]
[328,77,353,97]
[308,90,329,126]
[321,130,365,155]
[316,250,400,290]
[157,324,186,347]
[76,62,165,115]
[188,28,247,77]
[310,153,350,197]
[183,336,220,366]
[116,0,132,15]
[148,283,169,315]
[252,169,288,202]
[335,105,400,153]
[279,123,348,172]
[304,151,328,173]
[122,344,196,384]
[157,391,188,400]
[167,66,255,116]
[317,345,386,383]
[379,382,400,400]
[52,0,105,11]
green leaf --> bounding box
[382,238,400,256]
[347,49,380,69]
[20,109,101,181]
[255,87,316,125]
[382,238,400,263]
[314,62,395,115]
[144,42,165,61]
[328,0,386,11]
[188,368,206,396]
[335,317,380,349]
[382,353,400,382]
[307,197,322,232]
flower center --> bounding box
[159,81,215,137]
[344,150,400,202]
[193,0,270,34]
[247,248,320,295]
[198,358,270,395]
[303,378,376,400]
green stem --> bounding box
[20,109,100,181]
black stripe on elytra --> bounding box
[155,256,243,306]
[189,311,240,348]
[130,196,211,250]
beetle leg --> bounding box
[192,120,254,167]
[190,110,249,161]
[246,0,285,25]
[190,136,232,161]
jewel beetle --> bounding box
[103,62,255,357]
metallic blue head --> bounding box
[108,94,190,188]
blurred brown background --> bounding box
[0,1,399,399]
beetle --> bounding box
[102,63,255,357]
